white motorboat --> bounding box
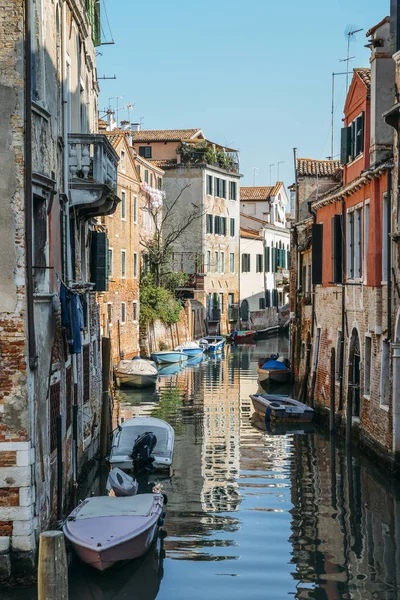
[106,468,138,497]
[115,358,158,388]
[109,417,175,472]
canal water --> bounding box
[6,337,400,600]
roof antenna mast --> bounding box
[343,25,363,92]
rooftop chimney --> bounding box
[368,17,394,166]
[131,123,141,132]
[106,109,117,132]
[120,120,130,131]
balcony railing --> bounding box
[177,143,240,174]
[68,133,120,217]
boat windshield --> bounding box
[116,425,169,455]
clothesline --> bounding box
[55,271,95,293]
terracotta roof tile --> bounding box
[270,181,284,196]
[104,132,121,149]
[240,186,273,201]
[354,68,371,90]
[148,158,177,169]
[366,16,390,38]
[240,212,269,225]
[240,226,263,239]
[131,129,203,143]
[297,158,341,177]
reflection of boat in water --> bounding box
[186,354,204,366]
[68,532,165,599]
[158,362,185,376]
[250,412,316,435]
[118,387,159,406]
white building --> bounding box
[240,184,290,319]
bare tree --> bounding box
[140,182,204,286]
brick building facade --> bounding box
[0,0,119,580]
[291,18,398,467]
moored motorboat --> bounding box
[257,356,291,383]
[151,350,188,364]
[199,335,225,353]
[174,340,204,358]
[63,493,165,571]
[106,468,138,497]
[115,358,158,388]
[109,417,175,472]
[253,326,280,340]
[250,393,314,422]
[228,330,256,344]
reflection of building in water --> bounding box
[290,434,400,600]
[201,354,241,511]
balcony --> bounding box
[177,142,239,174]
[68,133,120,219]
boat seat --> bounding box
[75,494,156,519]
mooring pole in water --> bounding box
[38,531,68,600]
[56,415,63,521]
[330,347,336,434]
[100,337,112,463]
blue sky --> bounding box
[97,0,387,187]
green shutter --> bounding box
[90,231,108,291]
[340,126,351,164]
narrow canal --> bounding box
[6,338,400,600]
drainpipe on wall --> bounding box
[387,167,393,342]
[309,202,317,405]
[25,0,37,370]
[62,1,78,485]
[338,196,346,412]
[291,148,299,384]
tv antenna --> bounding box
[343,25,363,92]
[269,163,275,185]
[252,167,259,186]
[277,161,285,180]
[126,103,135,124]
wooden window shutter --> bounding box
[265,246,270,272]
[331,215,343,283]
[90,231,108,292]
[312,223,323,284]
[340,127,351,164]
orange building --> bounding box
[291,18,397,466]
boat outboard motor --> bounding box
[131,432,157,474]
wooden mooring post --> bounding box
[38,531,68,599]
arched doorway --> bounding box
[348,328,361,418]
[240,299,249,321]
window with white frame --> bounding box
[133,252,138,278]
[380,339,390,406]
[241,254,250,272]
[121,250,126,278]
[121,302,126,324]
[230,253,235,273]
[214,251,219,273]
[364,202,369,282]
[133,195,138,224]
[364,336,372,397]
[108,248,113,277]
[347,207,362,279]
[133,301,138,322]
[382,192,389,282]
[206,250,211,272]
[220,252,225,274]
[121,190,126,219]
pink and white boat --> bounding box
[63,493,164,571]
